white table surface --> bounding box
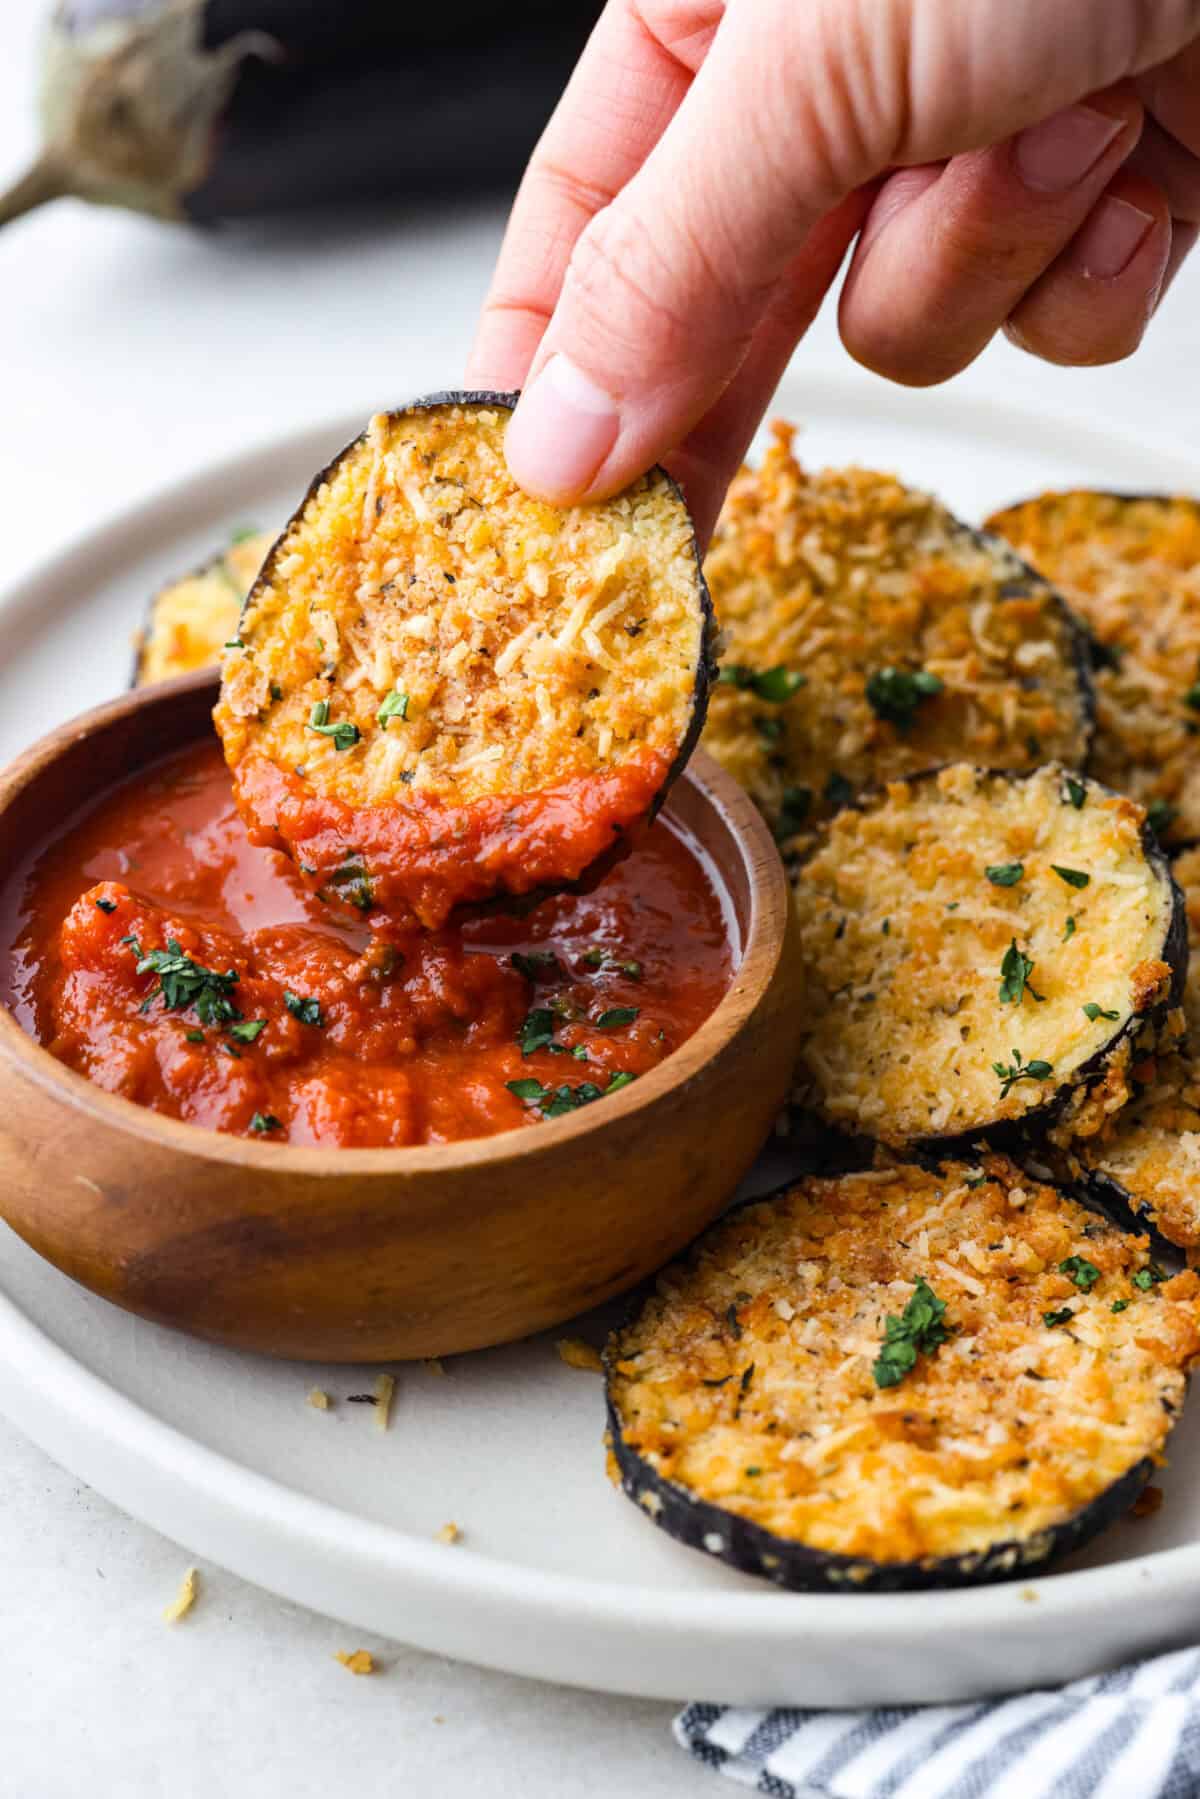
[2,4,1200,1794]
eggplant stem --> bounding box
[0,155,68,229]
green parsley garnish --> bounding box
[283,990,325,1027]
[824,771,853,810]
[872,1277,951,1389]
[1112,1299,1129,1314]
[1185,683,1200,712]
[229,1019,266,1044]
[506,1073,632,1116]
[1064,916,1077,941]
[249,1112,282,1133]
[1063,777,1087,810]
[755,716,784,745]
[1132,1264,1168,1291]
[985,862,1024,887]
[775,785,812,842]
[606,1071,637,1093]
[1043,1307,1074,1329]
[596,1006,640,1029]
[377,689,410,727]
[95,897,118,914]
[124,935,241,1026]
[864,666,944,730]
[230,524,259,544]
[999,940,1044,1006]
[506,1077,545,1101]
[579,949,641,980]
[223,638,244,650]
[306,700,360,752]
[718,663,805,702]
[1082,1002,1119,1023]
[518,1007,558,1056]
[1052,865,1090,889]
[328,862,374,912]
[992,1047,1054,1098]
[1059,1255,1101,1291]
[512,950,561,982]
[1147,800,1177,837]
[185,1030,205,1044]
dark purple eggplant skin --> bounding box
[605,1407,1155,1592]
[191,3,601,219]
[231,392,717,917]
[954,521,1097,765]
[1057,1165,1186,1262]
[52,2,600,224]
[795,764,1188,1160]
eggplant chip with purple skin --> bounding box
[1053,846,1200,1251]
[987,490,1200,849]
[133,529,275,687]
[701,428,1093,851]
[215,393,715,928]
[606,1157,1200,1592]
[790,762,1184,1151]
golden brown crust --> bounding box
[987,491,1200,845]
[701,426,1090,846]
[216,402,709,811]
[136,531,274,686]
[607,1158,1200,1566]
[790,764,1180,1144]
[1067,847,1200,1247]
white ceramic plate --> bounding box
[2,377,1200,1710]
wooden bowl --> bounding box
[0,674,803,1362]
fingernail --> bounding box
[1015,104,1125,194]
[505,354,619,500]
[1069,195,1156,278]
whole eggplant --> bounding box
[0,0,601,229]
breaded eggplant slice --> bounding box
[701,426,1092,847]
[134,529,275,686]
[987,491,1200,846]
[606,1156,1200,1591]
[215,395,713,929]
[1056,847,1200,1249]
[791,764,1184,1149]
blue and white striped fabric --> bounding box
[674,1647,1200,1798]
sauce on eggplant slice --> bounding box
[215,398,714,930]
[0,740,733,1148]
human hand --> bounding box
[468,0,1200,541]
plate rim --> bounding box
[4,375,1200,1703]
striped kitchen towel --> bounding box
[674,1646,1200,1798]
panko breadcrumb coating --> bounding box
[701,425,1091,848]
[1059,846,1200,1248]
[215,398,713,926]
[135,530,274,686]
[987,491,1200,846]
[606,1157,1200,1588]
[789,764,1182,1146]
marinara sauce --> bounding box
[0,741,734,1148]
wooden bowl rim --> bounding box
[0,672,791,1174]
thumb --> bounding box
[504,0,1200,505]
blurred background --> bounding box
[2,5,1200,1797]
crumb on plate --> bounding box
[163,1566,198,1623]
[556,1337,603,1372]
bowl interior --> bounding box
[0,671,790,1172]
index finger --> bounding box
[466,0,718,389]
